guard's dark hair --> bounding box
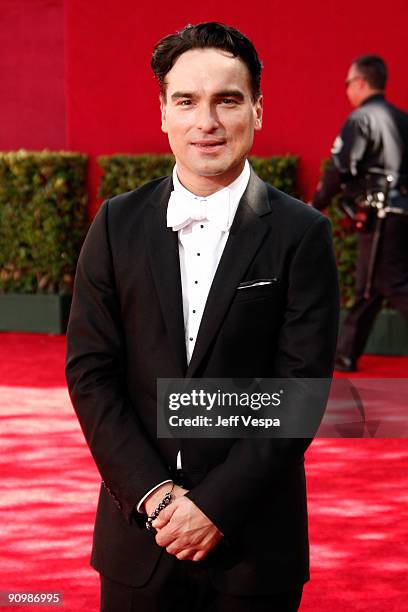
[151,22,263,101]
[353,55,388,90]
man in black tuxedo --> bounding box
[66,22,339,612]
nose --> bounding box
[196,102,220,132]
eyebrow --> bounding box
[170,92,194,100]
[215,90,245,100]
[170,90,245,101]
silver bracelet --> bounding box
[145,484,174,531]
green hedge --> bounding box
[249,155,298,196]
[327,195,357,308]
[0,150,88,294]
[98,153,299,199]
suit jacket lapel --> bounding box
[186,170,273,378]
[144,177,187,376]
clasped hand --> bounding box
[151,486,223,562]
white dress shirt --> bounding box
[171,160,250,363]
[136,160,250,513]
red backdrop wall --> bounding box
[0,0,66,151]
[2,0,408,214]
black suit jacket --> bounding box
[65,168,339,595]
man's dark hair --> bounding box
[353,55,388,90]
[151,22,262,101]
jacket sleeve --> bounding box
[186,215,340,537]
[332,113,370,176]
[65,200,171,524]
[313,112,370,210]
[312,159,342,210]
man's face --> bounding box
[345,63,366,107]
[160,48,263,189]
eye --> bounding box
[221,98,236,105]
[178,99,192,106]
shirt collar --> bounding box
[361,93,385,106]
[172,159,250,220]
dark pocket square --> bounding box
[237,278,279,290]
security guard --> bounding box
[313,55,408,371]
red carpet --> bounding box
[0,332,407,611]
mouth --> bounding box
[191,140,226,151]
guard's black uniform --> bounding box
[313,93,408,367]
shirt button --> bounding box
[192,310,196,313]
[189,337,194,341]
[194,281,198,284]
[200,225,204,229]
[197,253,200,256]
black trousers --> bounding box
[100,556,304,612]
[337,208,408,362]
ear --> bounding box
[160,96,168,133]
[254,95,263,131]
